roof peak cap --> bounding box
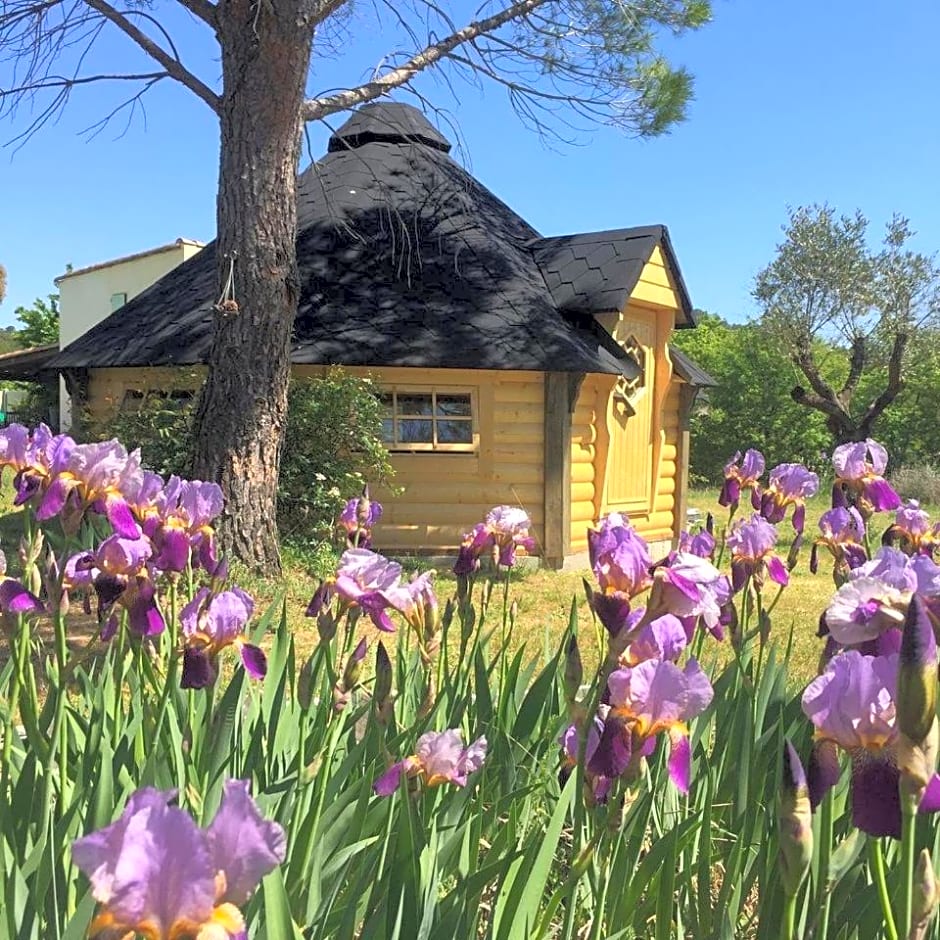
[328,101,451,153]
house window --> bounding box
[110,292,128,312]
[379,389,476,452]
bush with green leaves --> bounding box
[278,369,394,542]
[88,390,195,478]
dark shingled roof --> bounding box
[52,103,696,380]
[529,226,695,326]
[670,346,716,387]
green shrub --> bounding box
[88,391,194,479]
[278,368,394,542]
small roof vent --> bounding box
[328,102,452,153]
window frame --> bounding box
[379,386,478,453]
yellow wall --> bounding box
[89,365,545,556]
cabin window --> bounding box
[378,388,476,452]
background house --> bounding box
[55,238,204,428]
[52,102,713,566]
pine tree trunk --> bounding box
[190,0,314,572]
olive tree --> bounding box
[754,205,940,446]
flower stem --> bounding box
[816,789,833,940]
[781,894,796,940]
[901,793,918,937]
[869,837,899,940]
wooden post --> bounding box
[674,383,698,542]
[543,372,580,569]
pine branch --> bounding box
[301,0,549,121]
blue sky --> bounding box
[2,0,939,327]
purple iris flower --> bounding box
[339,487,383,550]
[801,651,940,837]
[759,463,819,533]
[386,570,438,639]
[559,710,613,804]
[719,449,765,510]
[2,425,75,511]
[623,613,689,665]
[72,535,165,637]
[812,506,867,575]
[374,729,487,796]
[823,576,908,650]
[677,529,716,560]
[453,522,490,576]
[0,578,44,616]
[72,781,285,939]
[727,514,789,593]
[884,500,939,555]
[37,439,145,539]
[136,476,225,573]
[180,586,265,688]
[590,658,713,794]
[589,513,653,598]
[832,439,901,515]
[654,553,732,639]
[333,548,403,632]
[485,505,536,567]
[823,548,940,653]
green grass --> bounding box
[234,487,857,688]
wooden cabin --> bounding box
[52,102,712,567]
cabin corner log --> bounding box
[543,371,580,569]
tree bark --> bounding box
[190,0,314,572]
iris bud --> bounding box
[778,740,813,897]
[373,641,392,708]
[913,848,939,934]
[342,637,368,691]
[563,634,583,707]
[297,653,316,710]
[898,595,938,745]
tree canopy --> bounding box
[671,311,831,483]
[0,0,712,571]
[14,294,59,347]
[753,205,940,445]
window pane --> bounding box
[381,418,394,443]
[399,419,433,443]
[378,393,394,409]
[437,419,473,444]
[436,394,472,417]
[397,394,433,416]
